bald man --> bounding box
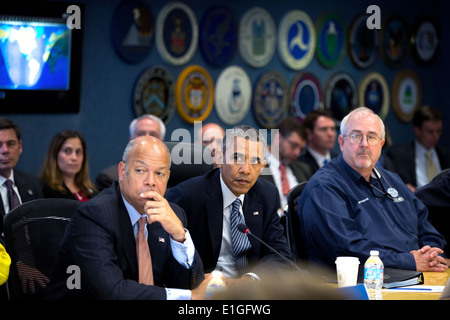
[46,137,206,300]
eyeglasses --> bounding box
[343,133,381,145]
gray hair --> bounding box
[129,114,166,140]
[222,125,267,160]
[340,107,385,139]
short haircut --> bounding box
[0,117,21,140]
[278,117,307,140]
[340,107,385,139]
[129,114,166,140]
[413,106,442,128]
[303,109,334,132]
[222,125,267,160]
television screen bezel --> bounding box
[0,2,83,114]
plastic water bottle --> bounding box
[364,250,384,300]
[206,270,226,300]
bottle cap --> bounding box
[211,270,223,278]
[370,250,379,256]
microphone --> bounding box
[237,223,305,276]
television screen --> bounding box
[0,2,82,114]
[0,16,71,90]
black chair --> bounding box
[285,181,308,264]
[165,142,214,188]
[2,198,82,300]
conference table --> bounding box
[382,268,450,300]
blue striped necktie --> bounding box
[230,198,251,271]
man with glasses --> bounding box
[261,117,312,210]
[297,107,448,272]
[299,110,338,173]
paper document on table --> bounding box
[385,285,445,293]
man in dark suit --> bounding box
[0,118,43,231]
[385,106,450,191]
[298,110,339,173]
[0,118,44,299]
[46,136,206,300]
[260,117,312,210]
[166,125,293,282]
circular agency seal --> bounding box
[214,66,251,125]
[380,15,409,67]
[253,70,289,129]
[176,65,214,124]
[315,12,346,68]
[348,14,379,69]
[199,5,238,68]
[133,66,175,125]
[392,69,422,122]
[289,72,322,122]
[238,6,276,68]
[358,72,389,120]
[278,10,316,70]
[410,17,440,66]
[155,1,198,66]
[324,72,357,122]
[111,0,154,64]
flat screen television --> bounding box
[0,2,82,113]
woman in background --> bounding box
[41,130,97,201]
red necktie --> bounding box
[136,217,154,285]
[279,164,290,196]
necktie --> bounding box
[426,151,438,182]
[230,198,251,271]
[136,216,154,285]
[5,179,20,211]
[279,164,290,196]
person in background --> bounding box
[297,107,447,272]
[0,118,44,298]
[167,125,293,283]
[0,118,44,228]
[0,243,10,286]
[298,110,338,174]
[385,106,450,191]
[95,114,166,191]
[41,130,97,201]
[260,117,312,210]
[195,122,225,167]
[415,170,450,253]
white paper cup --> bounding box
[335,256,360,287]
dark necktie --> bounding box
[5,179,20,211]
[279,164,290,196]
[230,198,251,271]
[136,216,153,285]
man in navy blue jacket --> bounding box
[297,107,447,272]
[166,125,293,281]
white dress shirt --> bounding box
[0,170,22,214]
[415,140,441,187]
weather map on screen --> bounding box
[0,17,71,90]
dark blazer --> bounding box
[415,171,450,251]
[385,142,450,187]
[0,169,44,232]
[298,148,339,174]
[166,168,292,276]
[45,182,204,300]
[260,160,312,188]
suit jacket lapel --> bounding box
[206,171,223,264]
[243,190,263,256]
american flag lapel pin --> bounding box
[253,211,259,216]
[158,237,165,243]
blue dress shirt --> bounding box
[297,154,446,271]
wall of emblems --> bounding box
[3,0,449,179]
